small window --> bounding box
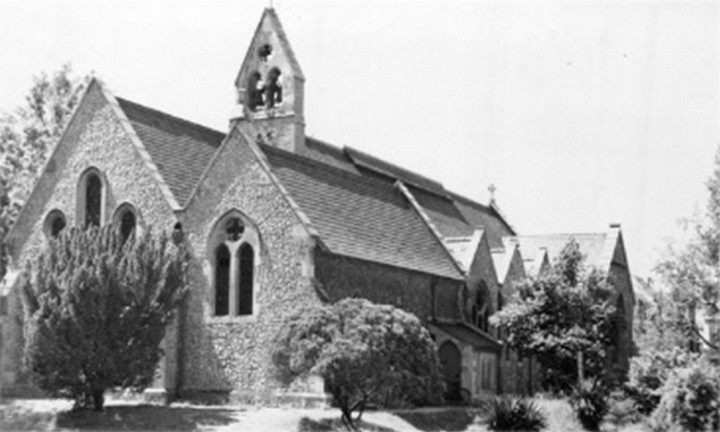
[473,281,490,332]
[113,203,139,243]
[247,72,264,111]
[85,173,102,228]
[238,243,254,315]
[264,68,282,108]
[120,210,136,242]
[258,44,273,61]
[44,210,67,239]
[215,244,231,316]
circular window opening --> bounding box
[258,44,273,61]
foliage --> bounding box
[487,396,547,431]
[0,65,88,280]
[623,347,699,416]
[655,146,720,353]
[632,277,694,356]
[21,225,188,411]
[649,363,720,432]
[491,239,620,393]
[272,298,444,430]
[569,379,610,431]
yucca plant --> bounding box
[488,396,547,431]
[569,379,609,431]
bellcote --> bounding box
[233,8,306,154]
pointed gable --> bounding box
[235,7,304,89]
[514,226,628,275]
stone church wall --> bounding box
[2,83,179,393]
[178,130,321,400]
[314,250,464,324]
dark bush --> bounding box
[487,396,547,431]
[21,225,188,410]
[569,379,609,431]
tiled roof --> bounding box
[430,321,501,351]
[514,232,614,272]
[117,98,224,206]
[451,192,516,249]
[260,144,464,280]
[345,146,449,198]
[408,186,473,238]
[112,96,512,280]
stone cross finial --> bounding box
[488,183,496,204]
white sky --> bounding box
[0,0,717,278]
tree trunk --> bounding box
[92,389,105,411]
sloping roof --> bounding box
[109,92,516,282]
[451,192,516,248]
[514,232,616,272]
[260,143,464,280]
[303,139,512,246]
[430,321,501,352]
[116,98,224,206]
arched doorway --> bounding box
[439,341,462,401]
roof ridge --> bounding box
[448,190,491,210]
[261,143,405,195]
[305,135,344,152]
[116,97,225,140]
[518,232,608,238]
[344,145,445,189]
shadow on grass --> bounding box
[298,416,397,432]
[394,408,482,432]
[56,404,239,431]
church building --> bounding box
[0,8,634,403]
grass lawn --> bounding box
[0,397,651,432]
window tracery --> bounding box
[209,213,259,317]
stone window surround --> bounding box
[112,202,142,238]
[76,167,108,228]
[42,209,67,240]
[206,210,261,322]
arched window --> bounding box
[238,243,254,315]
[43,210,67,239]
[120,211,136,241]
[215,244,231,316]
[85,173,102,228]
[247,72,264,111]
[113,203,139,243]
[208,211,260,317]
[264,68,282,108]
[473,281,490,332]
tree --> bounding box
[491,239,619,393]
[655,146,720,352]
[0,64,88,279]
[272,298,444,430]
[21,224,188,410]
